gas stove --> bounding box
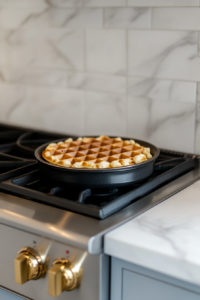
[0,123,200,300]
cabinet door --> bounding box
[122,269,200,300]
[0,288,27,300]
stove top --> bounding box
[0,123,199,220]
[1,124,200,300]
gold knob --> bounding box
[48,259,83,297]
[14,247,46,285]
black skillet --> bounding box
[35,137,160,189]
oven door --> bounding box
[0,287,29,300]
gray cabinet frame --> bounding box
[110,257,200,300]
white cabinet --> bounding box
[111,257,200,300]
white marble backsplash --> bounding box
[0,1,200,154]
[195,84,200,154]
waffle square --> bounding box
[42,136,152,169]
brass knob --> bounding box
[14,247,46,285]
[48,259,83,297]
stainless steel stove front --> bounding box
[0,223,109,300]
[0,164,199,300]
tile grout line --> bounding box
[102,7,105,29]
[125,29,128,136]
[123,28,200,32]
[0,76,197,93]
[83,29,86,72]
[0,70,198,85]
[83,29,86,135]
[83,91,86,136]
[194,82,198,153]
[193,30,198,153]
[126,75,198,84]
[194,30,200,153]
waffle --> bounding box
[42,136,152,169]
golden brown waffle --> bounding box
[42,136,152,169]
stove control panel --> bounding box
[0,223,106,300]
[48,258,83,297]
[14,247,48,285]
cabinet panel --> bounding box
[0,288,27,300]
[122,269,200,300]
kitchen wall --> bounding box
[0,0,200,154]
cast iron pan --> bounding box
[35,137,160,189]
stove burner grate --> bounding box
[0,124,75,159]
[0,124,198,220]
[0,151,197,219]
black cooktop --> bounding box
[0,124,199,219]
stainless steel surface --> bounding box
[0,162,199,255]
[0,224,109,300]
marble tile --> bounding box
[84,0,126,7]
[127,0,199,7]
[104,8,151,29]
[195,84,200,154]
[0,31,7,65]
[49,8,102,29]
[85,91,126,136]
[0,8,102,29]
[0,66,67,87]
[0,0,47,7]
[127,96,196,153]
[45,0,83,7]
[0,85,84,135]
[67,72,126,94]
[2,29,84,70]
[0,0,83,8]
[128,77,196,104]
[198,32,200,57]
[128,30,200,82]
[0,8,45,29]
[0,84,26,122]
[42,89,84,135]
[153,8,200,31]
[86,30,126,75]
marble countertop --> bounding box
[105,180,200,286]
